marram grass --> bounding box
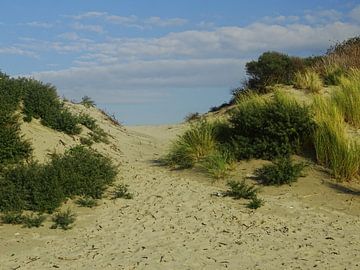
[294,69,323,93]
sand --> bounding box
[0,104,359,269]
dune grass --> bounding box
[163,121,218,169]
[200,150,236,179]
[312,96,360,180]
[294,69,323,93]
[332,69,360,128]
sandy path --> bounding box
[1,123,360,270]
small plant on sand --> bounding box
[51,209,76,230]
[200,150,235,179]
[294,69,323,93]
[225,180,258,200]
[76,197,98,208]
[112,184,133,199]
[81,96,95,108]
[21,213,46,228]
[247,197,264,209]
[255,158,306,186]
[184,112,201,122]
[78,113,97,130]
[0,212,24,225]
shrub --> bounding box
[76,197,98,208]
[78,113,97,130]
[0,212,24,224]
[111,184,133,199]
[247,197,264,209]
[81,96,96,108]
[0,146,117,212]
[229,91,315,160]
[245,52,308,91]
[294,70,323,93]
[255,158,306,186]
[22,79,81,135]
[200,150,235,179]
[21,213,46,228]
[163,121,218,168]
[51,209,76,230]
[225,180,258,200]
[323,64,345,85]
[312,96,360,180]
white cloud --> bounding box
[24,21,53,28]
[72,22,104,33]
[145,17,187,27]
[0,46,37,57]
[349,5,360,22]
[71,11,107,20]
[304,9,343,24]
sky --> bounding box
[1,1,360,125]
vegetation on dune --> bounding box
[51,209,76,230]
[0,146,117,213]
[255,158,306,186]
[293,69,323,93]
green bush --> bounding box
[0,212,24,224]
[51,209,76,230]
[111,184,133,199]
[245,52,309,91]
[0,146,117,212]
[22,79,81,135]
[21,213,46,228]
[78,113,97,130]
[229,91,315,160]
[247,197,264,209]
[255,158,306,186]
[225,180,258,200]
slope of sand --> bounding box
[1,104,360,269]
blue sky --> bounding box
[1,1,360,125]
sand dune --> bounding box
[1,104,359,269]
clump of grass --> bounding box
[247,197,264,209]
[255,158,306,186]
[80,136,94,146]
[312,96,360,180]
[78,113,97,130]
[323,63,344,85]
[0,212,24,224]
[0,212,46,228]
[332,69,360,128]
[76,197,98,208]
[111,184,133,199]
[294,69,323,93]
[225,180,258,200]
[184,112,201,122]
[21,213,46,228]
[81,96,96,108]
[51,209,76,230]
[200,150,235,179]
[163,121,217,168]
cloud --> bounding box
[24,21,53,28]
[71,11,107,20]
[0,46,37,57]
[144,17,187,27]
[72,22,104,33]
[304,9,343,24]
[349,5,360,22]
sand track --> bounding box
[1,119,360,269]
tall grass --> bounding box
[332,69,360,128]
[293,69,323,93]
[200,150,235,179]
[312,96,360,180]
[163,121,217,168]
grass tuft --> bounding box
[112,184,133,199]
[51,209,76,230]
[294,69,323,93]
[225,180,258,200]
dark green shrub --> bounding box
[247,197,264,209]
[112,184,133,199]
[76,197,98,208]
[0,146,117,212]
[22,79,81,135]
[229,92,315,160]
[255,158,306,185]
[80,136,94,146]
[225,180,258,200]
[245,52,308,92]
[78,113,97,130]
[21,213,46,228]
[0,212,24,224]
[51,209,76,230]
